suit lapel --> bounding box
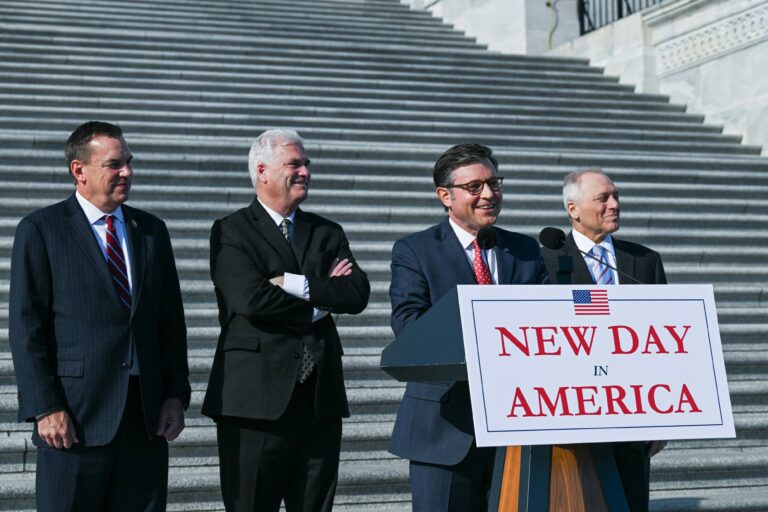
[247,199,300,273]
[122,206,145,316]
[437,218,476,284]
[495,229,518,284]
[613,239,636,285]
[567,232,596,284]
[291,208,311,268]
[62,195,127,313]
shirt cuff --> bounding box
[283,273,309,300]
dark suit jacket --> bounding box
[541,230,666,512]
[202,199,370,421]
[9,194,190,447]
[540,232,666,286]
[388,218,549,465]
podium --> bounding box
[380,289,630,512]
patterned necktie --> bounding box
[105,215,131,309]
[590,245,615,285]
[281,218,315,383]
[472,239,493,285]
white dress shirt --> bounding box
[76,191,133,290]
[449,218,499,284]
[572,229,619,284]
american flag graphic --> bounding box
[572,289,610,315]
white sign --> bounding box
[457,284,735,447]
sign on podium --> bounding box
[458,284,735,447]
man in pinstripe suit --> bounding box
[9,121,190,511]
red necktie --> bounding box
[105,215,131,309]
[472,239,492,285]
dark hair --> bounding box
[65,121,123,169]
[433,143,498,188]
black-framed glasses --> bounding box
[445,177,504,195]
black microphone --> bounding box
[477,227,497,250]
[538,227,644,285]
[539,227,565,250]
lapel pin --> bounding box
[131,220,138,228]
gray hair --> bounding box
[248,129,304,188]
[562,168,611,209]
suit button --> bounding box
[121,363,129,370]
[292,352,300,359]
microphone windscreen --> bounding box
[477,227,497,250]
[539,227,566,250]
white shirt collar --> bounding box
[572,228,615,257]
[75,191,125,225]
[258,197,295,226]
[448,218,480,250]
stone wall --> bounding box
[548,0,768,153]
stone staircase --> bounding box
[0,0,767,510]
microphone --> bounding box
[539,227,565,250]
[538,227,644,285]
[477,227,497,250]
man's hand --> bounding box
[156,398,185,442]
[328,258,352,277]
[37,410,79,449]
[649,440,667,457]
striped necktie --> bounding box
[590,245,614,285]
[105,215,131,309]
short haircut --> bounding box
[65,121,123,170]
[433,143,498,188]
[248,129,304,188]
[562,168,613,209]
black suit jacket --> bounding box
[9,194,190,447]
[202,199,370,421]
[541,232,667,286]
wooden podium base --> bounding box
[492,445,628,512]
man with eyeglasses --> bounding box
[388,143,549,511]
[202,129,370,511]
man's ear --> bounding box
[256,163,268,183]
[566,200,578,222]
[436,187,452,210]
[70,160,85,184]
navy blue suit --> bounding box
[9,194,190,510]
[388,218,548,510]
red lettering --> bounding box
[609,325,639,354]
[507,388,535,417]
[496,327,530,357]
[604,385,631,415]
[642,325,669,354]
[676,384,702,413]
[648,384,673,414]
[560,326,597,356]
[534,387,572,417]
[573,386,601,416]
[630,385,647,414]
[533,326,560,356]
[665,325,691,354]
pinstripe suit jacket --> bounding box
[9,194,190,447]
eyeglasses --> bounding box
[445,177,504,195]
